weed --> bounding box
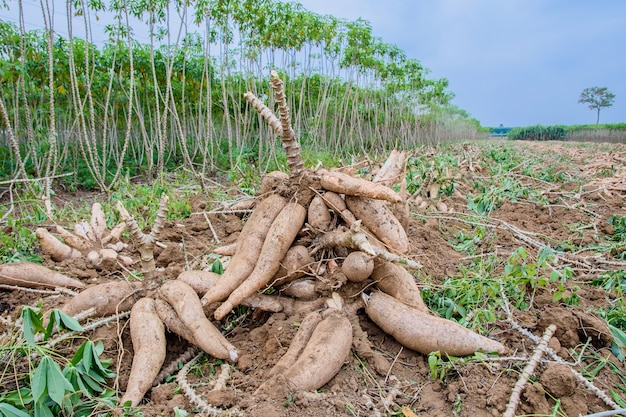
[503,247,550,308]
[467,175,544,215]
[482,144,524,174]
[422,255,500,330]
[427,351,455,381]
[283,393,295,407]
[530,164,565,183]
[227,160,261,196]
[608,215,626,241]
[345,402,359,416]
[0,216,42,263]
[592,270,626,297]
[406,151,458,196]
[448,226,488,256]
[173,407,188,417]
[453,393,462,417]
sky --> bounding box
[2,0,625,128]
[295,0,626,127]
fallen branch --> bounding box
[503,324,556,417]
[153,346,198,387]
[176,352,244,417]
[501,283,623,411]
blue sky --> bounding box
[297,0,626,127]
[2,0,625,127]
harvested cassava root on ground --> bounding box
[160,280,238,361]
[201,194,287,307]
[307,194,333,231]
[35,202,131,268]
[345,195,410,253]
[61,280,141,317]
[342,251,374,282]
[371,260,428,312]
[120,298,167,408]
[30,71,510,411]
[214,201,307,320]
[256,310,352,396]
[365,291,507,356]
[0,262,85,289]
[280,311,352,391]
[320,170,401,203]
[34,194,245,408]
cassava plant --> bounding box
[192,71,507,404]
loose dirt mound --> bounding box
[1,140,626,416]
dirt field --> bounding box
[1,140,625,416]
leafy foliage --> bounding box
[0,1,467,192]
[507,125,566,141]
[0,216,42,264]
[1,307,117,417]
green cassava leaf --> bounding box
[31,358,49,404]
[0,403,31,417]
[33,402,54,417]
[20,306,44,347]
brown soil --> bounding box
[1,140,626,416]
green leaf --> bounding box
[31,358,49,404]
[211,258,224,275]
[81,341,94,371]
[45,309,82,339]
[82,372,105,393]
[173,407,189,417]
[611,342,624,362]
[70,341,88,367]
[66,341,114,395]
[611,389,626,408]
[88,341,115,378]
[44,357,73,406]
[549,270,560,283]
[609,324,626,347]
[55,309,83,332]
[33,402,54,417]
[1,388,33,408]
[0,403,31,417]
[427,352,440,379]
[609,324,626,362]
[20,306,44,347]
[93,340,105,356]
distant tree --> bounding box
[578,87,616,124]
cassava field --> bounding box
[1,138,626,417]
[1,1,625,414]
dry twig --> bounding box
[503,324,556,417]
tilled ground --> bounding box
[1,140,626,417]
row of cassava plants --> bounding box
[0,0,483,198]
[506,123,626,143]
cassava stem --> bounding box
[269,70,304,176]
[117,194,169,282]
[503,324,557,417]
[201,194,287,307]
